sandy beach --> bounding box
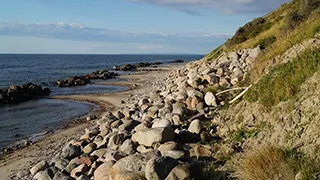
[0,64,183,180]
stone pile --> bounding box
[0,83,51,104]
[20,47,260,180]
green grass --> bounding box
[245,48,320,108]
[205,45,224,61]
[254,35,277,49]
[232,128,259,143]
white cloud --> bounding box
[128,0,291,14]
[0,21,230,46]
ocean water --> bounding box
[0,54,203,149]
[0,54,203,88]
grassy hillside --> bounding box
[205,0,320,107]
[206,0,319,75]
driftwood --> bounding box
[215,87,247,96]
[229,85,252,104]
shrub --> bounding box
[235,146,320,180]
[227,17,272,46]
[284,11,304,31]
[255,36,277,49]
[300,0,320,16]
[235,147,295,180]
[246,48,320,107]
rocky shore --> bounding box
[56,70,118,87]
[0,83,51,104]
[2,47,262,180]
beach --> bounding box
[0,64,183,180]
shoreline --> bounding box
[0,63,184,179]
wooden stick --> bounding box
[229,85,252,104]
[215,87,247,96]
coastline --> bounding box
[0,63,185,179]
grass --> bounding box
[245,48,320,108]
[191,159,231,180]
[231,128,259,143]
[235,146,320,180]
[205,45,224,61]
[227,17,272,46]
[251,12,320,81]
[255,35,277,50]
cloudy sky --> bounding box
[0,0,290,54]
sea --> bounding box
[0,54,203,149]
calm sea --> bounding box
[0,54,203,149]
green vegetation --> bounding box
[254,35,277,49]
[205,45,224,61]
[232,128,259,143]
[235,146,320,180]
[191,160,230,180]
[246,48,320,107]
[227,17,272,46]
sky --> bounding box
[0,0,290,54]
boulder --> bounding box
[165,164,191,180]
[77,175,90,180]
[108,133,126,150]
[64,157,80,173]
[16,170,30,179]
[30,160,49,176]
[204,92,218,107]
[83,143,97,154]
[132,127,175,147]
[158,141,178,155]
[54,159,70,170]
[203,74,220,85]
[188,120,202,134]
[193,145,213,159]
[161,150,186,160]
[120,139,137,154]
[111,150,160,173]
[152,119,171,128]
[91,148,109,158]
[109,171,147,180]
[60,144,82,160]
[53,172,73,180]
[104,150,127,162]
[94,161,115,180]
[145,157,179,180]
[33,169,54,180]
[70,164,89,179]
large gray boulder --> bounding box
[60,144,82,160]
[145,156,179,180]
[111,150,160,173]
[33,169,54,180]
[30,160,49,176]
[132,127,175,147]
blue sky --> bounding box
[0,0,290,54]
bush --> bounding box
[284,11,304,31]
[235,146,320,180]
[228,17,272,46]
[246,48,320,107]
[255,36,277,49]
[236,147,295,180]
[300,0,320,16]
